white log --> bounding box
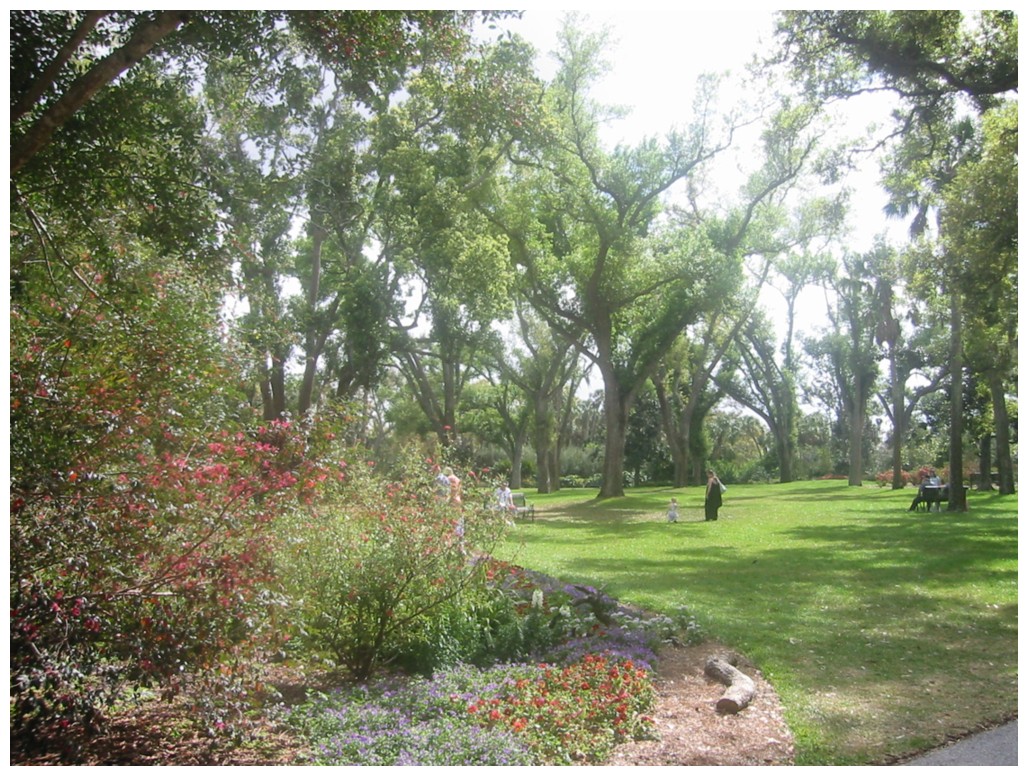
[704,655,756,713]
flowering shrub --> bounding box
[9,418,327,741]
[875,470,914,487]
[9,259,338,743]
[290,665,538,765]
[284,561,675,765]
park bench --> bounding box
[915,484,970,512]
[511,492,535,520]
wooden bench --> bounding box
[511,492,535,520]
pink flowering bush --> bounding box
[875,470,914,487]
[9,262,336,744]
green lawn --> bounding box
[495,480,1018,765]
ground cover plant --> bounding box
[496,480,1018,765]
[283,560,671,765]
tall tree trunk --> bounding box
[977,433,994,491]
[947,292,967,511]
[533,393,555,493]
[988,369,1014,495]
[509,439,524,490]
[11,11,108,124]
[889,353,906,489]
[547,447,560,491]
[298,224,327,416]
[847,398,864,487]
[654,377,689,487]
[598,364,629,498]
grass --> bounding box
[495,480,1018,765]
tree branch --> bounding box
[11,10,191,175]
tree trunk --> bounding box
[889,353,906,489]
[977,433,993,491]
[847,397,865,487]
[268,346,288,420]
[298,224,327,416]
[533,393,555,493]
[654,378,689,487]
[11,11,108,124]
[947,291,967,511]
[599,367,629,498]
[988,369,1015,495]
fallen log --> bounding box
[704,655,756,713]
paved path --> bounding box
[899,720,1017,766]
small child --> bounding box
[667,497,679,523]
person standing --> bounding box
[496,482,515,511]
[705,470,723,521]
[667,497,679,523]
[445,466,462,505]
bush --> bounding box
[875,470,914,487]
[9,418,327,741]
[467,655,655,763]
[277,452,511,679]
[291,678,536,766]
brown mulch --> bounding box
[607,641,795,766]
[11,642,794,766]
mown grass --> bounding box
[496,480,1018,765]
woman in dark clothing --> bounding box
[705,469,723,521]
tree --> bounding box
[379,34,540,447]
[940,102,1017,494]
[490,305,584,492]
[494,20,822,497]
[721,311,801,483]
[772,11,1017,112]
[10,10,192,175]
[804,248,885,484]
[654,337,722,487]
[11,10,515,175]
[773,9,1018,508]
[9,7,522,738]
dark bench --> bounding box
[915,484,970,512]
[511,492,535,520]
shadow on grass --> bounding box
[506,488,1018,763]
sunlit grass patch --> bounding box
[498,480,1017,764]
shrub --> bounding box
[277,452,511,679]
[875,470,914,487]
[9,418,327,741]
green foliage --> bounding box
[291,683,536,765]
[773,10,1017,111]
[467,655,656,764]
[940,100,1017,331]
[8,252,325,737]
[276,452,511,679]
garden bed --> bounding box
[11,641,794,766]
